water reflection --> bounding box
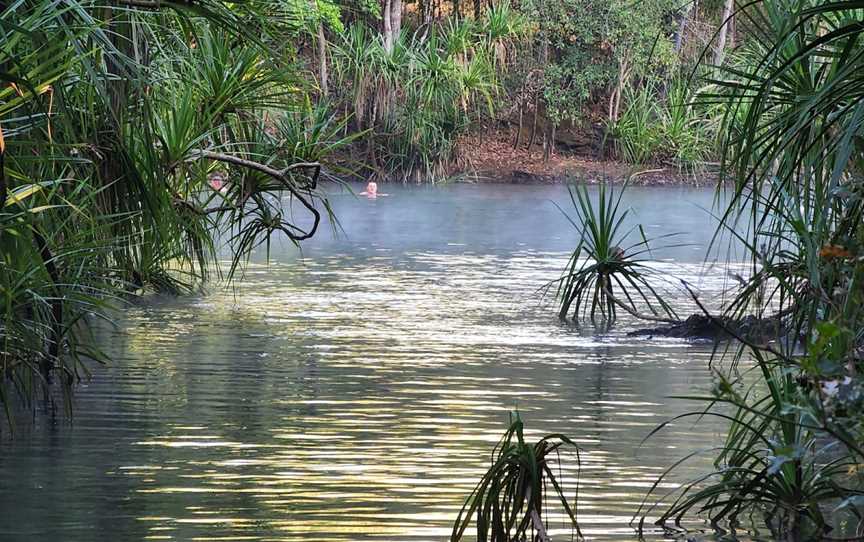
[1,184,741,541]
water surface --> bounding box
[1,183,743,541]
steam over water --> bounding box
[1,183,745,540]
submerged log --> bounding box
[628,314,735,341]
[628,313,790,343]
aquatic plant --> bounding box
[451,413,582,542]
[555,182,678,325]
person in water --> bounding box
[208,171,229,194]
[360,181,387,198]
[360,181,378,197]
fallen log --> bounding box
[628,313,791,344]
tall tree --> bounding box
[317,20,328,95]
[383,0,393,52]
[312,0,329,96]
[391,0,402,42]
[714,0,734,65]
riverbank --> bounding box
[451,131,719,186]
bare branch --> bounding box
[605,288,681,324]
[186,150,323,241]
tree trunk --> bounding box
[674,5,690,53]
[103,6,132,124]
[714,0,734,65]
[514,105,523,148]
[383,0,393,53]
[728,7,735,49]
[542,131,549,161]
[528,95,539,150]
[317,21,328,97]
[390,0,402,42]
[609,59,629,121]
[608,87,616,122]
[31,227,62,381]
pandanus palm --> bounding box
[0,0,345,426]
[705,0,864,332]
[452,413,582,542]
[555,183,678,325]
[642,0,864,537]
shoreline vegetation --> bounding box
[449,130,720,185]
[301,0,728,185]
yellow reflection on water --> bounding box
[112,255,729,541]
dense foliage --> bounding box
[329,10,524,180]
[301,0,734,178]
[554,0,864,537]
[681,1,864,536]
[0,1,350,422]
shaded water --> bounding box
[2,184,745,541]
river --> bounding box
[0,183,746,541]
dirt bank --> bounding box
[452,131,718,186]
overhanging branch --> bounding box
[186,150,323,241]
